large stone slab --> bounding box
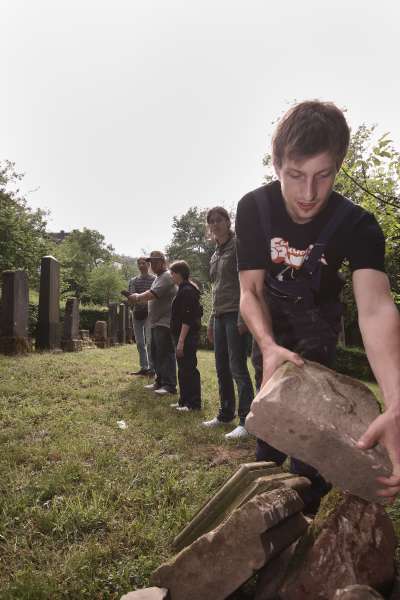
[245,360,391,503]
[279,492,396,600]
[120,588,169,600]
[152,487,307,600]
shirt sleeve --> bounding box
[346,211,386,273]
[150,272,173,298]
[181,288,197,326]
[235,191,269,271]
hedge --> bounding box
[333,345,374,381]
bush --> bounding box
[79,306,109,333]
[333,345,374,381]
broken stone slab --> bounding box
[279,491,396,600]
[245,360,391,503]
[120,588,169,600]
[152,487,307,600]
[173,461,281,550]
[332,585,384,599]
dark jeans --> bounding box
[151,325,177,392]
[253,301,341,501]
[213,311,254,425]
[174,331,201,410]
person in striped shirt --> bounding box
[128,257,156,375]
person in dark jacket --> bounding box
[169,260,202,411]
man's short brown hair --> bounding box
[272,101,350,169]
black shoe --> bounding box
[145,369,155,377]
[130,368,149,376]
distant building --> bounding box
[47,230,70,244]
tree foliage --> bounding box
[54,228,114,300]
[88,263,127,305]
[166,207,214,285]
[0,161,50,286]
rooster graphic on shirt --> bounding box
[271,237,327,281]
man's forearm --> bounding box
[359,301,400,409]
[178,323,190,346]
[135,290,154,303]
[239,288,275,353]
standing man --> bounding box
[128,257,156,376]
[236,100,400,505]
[128,251,177,396]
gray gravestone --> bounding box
[0,270,31,354]
[36,256,61,350]
[118,302,126,344]
[61,298,82,352]
[108,302,119,345]
[94,320,109,348]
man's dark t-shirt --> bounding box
[236,181,385,306]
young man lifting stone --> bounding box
[235,100,400,508]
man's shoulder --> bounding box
[239,181,280,206]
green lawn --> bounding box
[0,347,399,599]
[0,347,255,599]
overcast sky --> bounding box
[2,0,400,257]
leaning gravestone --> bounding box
[61,298,83,352]
[118,302,126,344]
[152,487,307,600]
[246,360,391,503]
[0,270,31,354]
[36,256,61,350]
[173,462,310,551]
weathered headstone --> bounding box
[246,360,391,503]
[61,298,82,352]
[118,302,126,344]
[36,256,61,350]
[279,491,396,600]
[152,487,308,600]
[108,302,119,345]
[94,320,109,348]
[0,270,31,354]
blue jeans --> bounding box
[151,326,177,392]
[213,312,254,425]
[132,317,153,370]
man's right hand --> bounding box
[207,325,214,345]
[261,343,304,388]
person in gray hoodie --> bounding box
[202,206,254,439]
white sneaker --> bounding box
[154,387,169,396]
[176,406,190,412]
[202,417,226,428]
[225,425,249,440]
[144,383,158,390]
[170,402,180,408]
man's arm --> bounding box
[239,269,303,387]
[128,290,155,304]
[353,268,400,500]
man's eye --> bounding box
[289,173,302,179]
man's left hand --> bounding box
[128,293,139,305]
[357,405,400,501]
[176,343,184,358]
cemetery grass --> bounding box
[0,347,256,599]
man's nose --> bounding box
[303,178,317,202]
